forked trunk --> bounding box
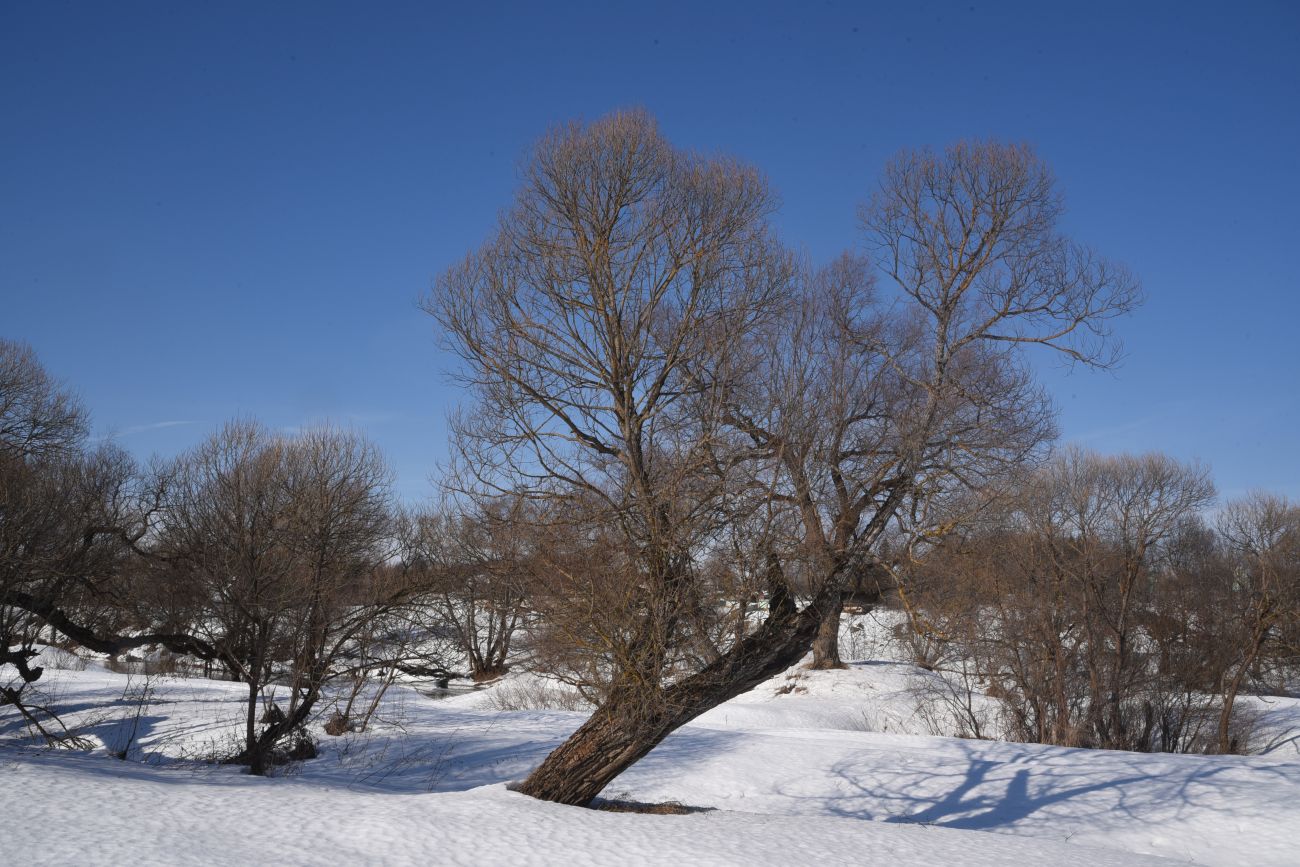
[515,594,827,806]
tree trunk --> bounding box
[1219,623,1268,754]
[809,591,845,669]
[244,679,264,775]
[515,592,827,806]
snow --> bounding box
[4,633,1299,867]
[3,752,1180,867]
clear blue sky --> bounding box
[3,1,1297,502]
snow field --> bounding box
[4,613,1299,866]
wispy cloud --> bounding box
[1067,416,1156,444]
[1065,400,1190,447]
[119,420,199,436]
[344,411,403,426]
[279,412,403,436]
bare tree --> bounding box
[1,341,215,739]
[717,140,1141,673]
[1,442,139,739]
[0,340,94,684]
[427,118,1140,804]
[403,502,530,681]
[0,338,86,460]
[823,140,1140,664]
[428,109,809,804]
[905,449,1218,751]
[152,421,400,773]
[727,252,1057,670]
[1213,493,1300,752]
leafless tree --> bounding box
[1213,492,1300,752]
[706,139,1141,679]
[727,250,1059,670]
[0,341,214,740]
[402,501,531,681]
[812,139,1141,666]
[428,109,810,804]
[151,420,401,773]
[0,338,86,460]
[905,448,1218,751]
[426,116,1141,804]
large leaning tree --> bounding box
[427,111,1139,805]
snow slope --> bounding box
[4,751,1180,867]
[4,646,1298,866]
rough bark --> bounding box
[515,588,829,806]
[809,592,845,669]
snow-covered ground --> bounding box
[4,628,1299,867]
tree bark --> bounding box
[2,589,221,663]
[515,590,828,806]
[245,679,264,775]
[809,591,845,669]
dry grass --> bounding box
[485,678,590,712]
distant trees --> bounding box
[0,389,440,763]
[1211,493,1300,751]
[426,112,1140,804]
[898,449,1300,754]
[402,502,531,681]
[905,449,1216,749]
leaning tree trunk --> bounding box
[515,588,831,806]
[809,590,845,669]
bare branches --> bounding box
[861,141,1141,370]
[0,338,87,461]
[426,109,794,696]
[401,501,531,680]
[900,449,1227,751]
[425,117,1151,803]
[426,110,792,524]
[149,420,401,773]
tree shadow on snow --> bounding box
[812,738,1286,834]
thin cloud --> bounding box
[119,420,199,436]
[344,411,403,426]
[1067,417,1155,444]
[1066,400,1190,446]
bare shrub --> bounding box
[486,678,591,712]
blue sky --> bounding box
[3,1,1297,502]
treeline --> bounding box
[3,110,1297,806]
[899,449,1299,755]
[0,342,533,771]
